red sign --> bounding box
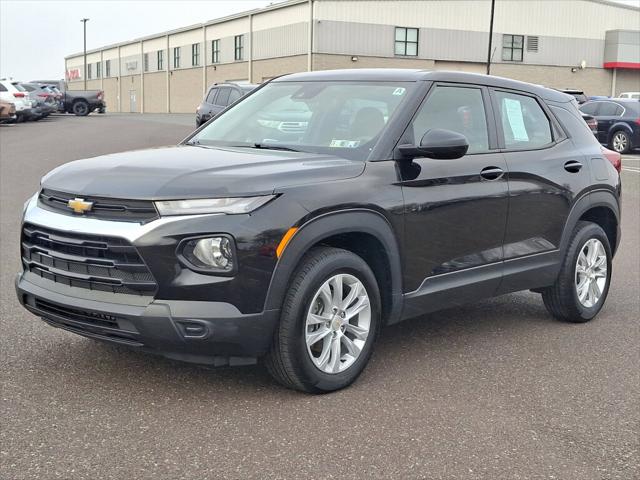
[66,68,81,80]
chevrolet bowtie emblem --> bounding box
[67,198,94,214]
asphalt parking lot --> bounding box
[1,114,638,480]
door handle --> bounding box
[564,160,583,173]
[480,166,504,181]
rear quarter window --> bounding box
[550,105,598,146]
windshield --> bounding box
[190,81,415,160]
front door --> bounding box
[399,84,509,318]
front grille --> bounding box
[39,189,158,223]
[22,223,157,296]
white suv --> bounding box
[619,92,640,100]
[0,79,33,121]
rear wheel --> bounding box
[266,247,380,393]
[72,101,89,116]
[542,221,612,323]
[610,130,630,154]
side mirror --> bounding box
[398,129,469,160]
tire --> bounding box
[72,101,90,116]
[265,247,381,393]
[542,221,612,323]
[609,130,630,154]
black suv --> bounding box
[16,70,621,393]
[196,82,257,126]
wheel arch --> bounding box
[264,209,404,325]
[561,190,620,257]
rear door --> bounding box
[203,87,219,120]
[491,88,591,293]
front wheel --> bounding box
[542,221,612,323]
[266,247,381,393]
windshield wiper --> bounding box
[246,143,301,152]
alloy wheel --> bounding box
[575,238,608,308]
[305,273,371,374]
[612,132,627,153]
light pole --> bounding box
[486,0,496,75]
[81,18,89,89]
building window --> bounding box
[105,59,111,77]
[192,43,200,66]
[96,62,101,78]
[143,53,149,72]
[157,50,164,70]
[395,27,418,56]
[211,39,220,63]
[234,35,244,61]
[173,46,181,69]
[502,34,524,62]
[87,63,92,79]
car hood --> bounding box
[41,145,365,200]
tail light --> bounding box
[37,93,49,98]
[601,146,621,173]
[635,118,640,126]
[97,91,104,99]
[586,118,597,133]
[13,92,25,98]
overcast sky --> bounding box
[0,0,274,80]
[1,0,638,81]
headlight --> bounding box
[155,195,275,216]
[180,236,235,273]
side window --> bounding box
[205,88,218,104]
[0,83,8,92]
[579,102,599,116]
[598,102,621,116]
[216,87,231,106]
[494,90,553,150]
[228,89,242,104]
[412,86,489,154]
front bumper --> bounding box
[15,195,287,365]
[16,273,278,365]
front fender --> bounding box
[263,209,404,324]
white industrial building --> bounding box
[64,0,640,113]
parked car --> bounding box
[579,98,640,153]
[0,79,33,122]
[31,79,105,116]
[558,88,588,104]
[0,99,16,123]
[17,70,621,393]
[13,82,56,120]
[619,92,640,100]
[196,83,257,126]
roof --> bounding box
[273,69,573,103]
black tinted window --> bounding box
[579,102,599,115]
[205,88,218,104]
[228,89,242,104]
[494,91,552,149]
[0,84,7,92]
[412,86,489,154]
[598,102,622,116]
[216,87,231,106]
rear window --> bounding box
[494,90,553,150]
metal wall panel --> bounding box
[314,0,639,40]
[253,23,308,59]
[315,21,395,57]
